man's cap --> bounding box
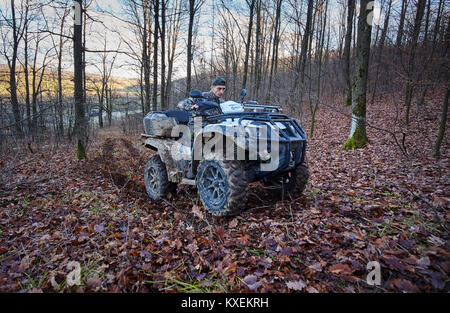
[211,77,226,86]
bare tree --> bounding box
[434,78,449,157]
[289,0,313,104]
[0,0,29,136]
[73,0,87,159]
[342,0,354,107]
[160,0,166,110]
[404,0,426,124]
[186,0,205,96]
[396,0,408,48]
[371,0,392,105]
[266,0,283,103]
[343,0,373,149]
[242,0,255,90]
[165,0,182,107]
[152,0,159,110]
[310,0,328,138]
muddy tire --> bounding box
[196,153,248,217]
[265,164,309,197]
[144,155,176,200]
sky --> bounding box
[0,0,399,81]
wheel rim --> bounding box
[199,163,228,208]
[147,166,159,192]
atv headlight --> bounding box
[259,149,271,161]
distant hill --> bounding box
[0,64,138,100]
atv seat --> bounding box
[164,110,190,125]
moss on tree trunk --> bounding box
[343,124,368,149]
[344,95,352,107]
[76,139,87,160]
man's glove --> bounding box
[177,97,198,111]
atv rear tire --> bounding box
[144,155,177,200]
[196,153,248,217]
[265,164,309,197]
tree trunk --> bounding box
[299,0,314,85]
[290,0,313,103]
[242,0,255,90]
[143,1,151,113]
[152,0,159,111]
[371,0,391,105]
[74,0,87,159]
[57,11,66,136]
[434,79,449,157]
[266,0,282,103]
[396,0,408,48]
[24,11,31,134]
[160,0,166,110]
[9,0,24,136]
[423,0,431,43]
[311,0,328,138]
[343,0,372,149]
[343,0,355,107]
[186,0,195,96]
[254,0,262,98]
[405,0,426,124]
[166,0,181,107]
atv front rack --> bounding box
[206,112,307,142]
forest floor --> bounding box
[0,92,448,293]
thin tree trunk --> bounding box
[311,0,328,138]
[166,0,180,107]
[434,79,449,157]
[300,0,314,85]
[242,0,255,90]
[343,0,354,107]
[371,0,391,105]
[24,15,31,134]
[266,0,282,103]
[396,0,408,48]
[74,0,87,159]
[160,0,166,110]
[152,0,159,111]
[9,0,24,136]
[290,0,313,104]
[143,1,151,113]
[405,0,426,124]
[57,12,66,136]
[254,0,261,98]
[186,0,195,96]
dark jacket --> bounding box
[202,91,224,104]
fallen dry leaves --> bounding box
[0,93,448,293]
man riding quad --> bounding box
[142,81,309,217]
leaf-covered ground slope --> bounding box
[0,98,448,292]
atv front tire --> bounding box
[144,155,177,200]
[196,153,248,217]
[265,163,309,197]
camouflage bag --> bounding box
[143,112,178,137]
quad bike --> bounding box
[141,89,309,217]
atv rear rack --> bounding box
[243,103,282,113]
